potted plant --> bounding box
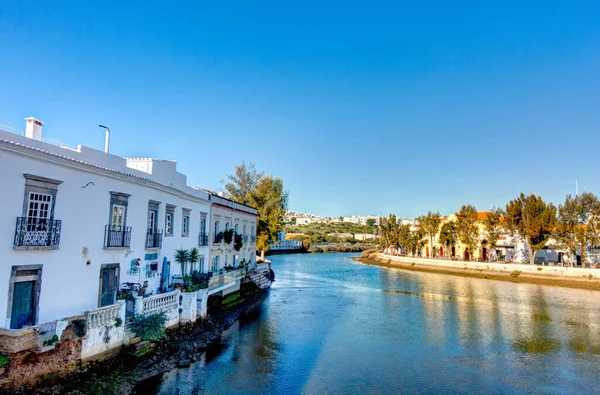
[174,248,190,277]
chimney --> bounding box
[24,117,43,141]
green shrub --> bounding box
[43,334,59,346]
[72,319,87,337]
[190,270,209,288]
[114,317,122,327]
[130,312,167,342]
[0,354,8,367]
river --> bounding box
[135,253,600,394]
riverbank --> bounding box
[18,285,268,395]
[357,253,600,291]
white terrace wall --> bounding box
[81,301,126,360]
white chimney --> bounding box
[24,117,43,141]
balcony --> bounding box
[198,233,208,247]
[145,229,163,249]
[213,232,224,244]
[14,217,61,249]
[104,225,132,248]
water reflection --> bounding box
[138,253,600,394]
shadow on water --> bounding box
[134,253,600,394]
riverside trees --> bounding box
[504,193,557,265]
[224,162,289,260]
[416,211,441,258]
[556,192,600,266]
[455,205,479,261]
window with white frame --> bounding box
[165,205,175,236]
[234,224,239,234]
[111,204,126,231]
[199,257,205,273]
[182,209,190,237]
[212,256,219,272]
[215,220,220,234]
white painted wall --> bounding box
[0,128,212,329]
[208,197,257,273]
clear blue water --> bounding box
[137,253,600,394]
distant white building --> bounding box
[295,217,313,225]
[343,215,381,226]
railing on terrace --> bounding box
[198,233,209,246]
[141,290,178,316]
[104,225,132,248]
[86,301,123,328]
[14,217,62,247]
[208,268,245,293]
[145,229,163,249]
[255,262,269,273]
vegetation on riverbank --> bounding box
[307,243,376,253]
[17,283,268,395]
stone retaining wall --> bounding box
[373,253,600,281]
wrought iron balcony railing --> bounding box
[14,217,61,247]
[198,233,209,246]
[104,225,132,248]
[145,229,163,249]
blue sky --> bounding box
[1,1,599,218]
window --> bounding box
[27,193,52,220]
[111,205,126,231]
[200,218,206,235]
[148,210,157,230]
[243,225,247,236]
[109,192,130,230]
[225,222,230,231]
[199,257,205,273]
[212,256,219,272]
[234,224,239,234]
[182,216,189,236]
[165,205,175,236]
[166,214,172,234]
[182,209,190,237]
[215,220,220,234]
[148,201,160,231]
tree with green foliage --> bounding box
[416,211,441,258]
[380,214,399,251]
[396,224,412,255]
[188,247,200,272]
[249,176,289,259]
[439,220,457,258]
[225,163,288,260]
[505,193,557,264]
[555,192,600,266]
[455,205,479,261]
[366,218,377,227]
[224,162,263,205]
[481,207,504,261]
[174,248,190,277]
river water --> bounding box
[137,253,600,394]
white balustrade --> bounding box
[141,290,179,316]
[86,301,124,328]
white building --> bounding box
[203,191,257,273]
[0,118,251,330]
[343,215,381,226]
[295,217,313,225]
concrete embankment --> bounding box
[358,253,600,291]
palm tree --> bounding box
[174,248,190,277]
[188,247,200,273]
